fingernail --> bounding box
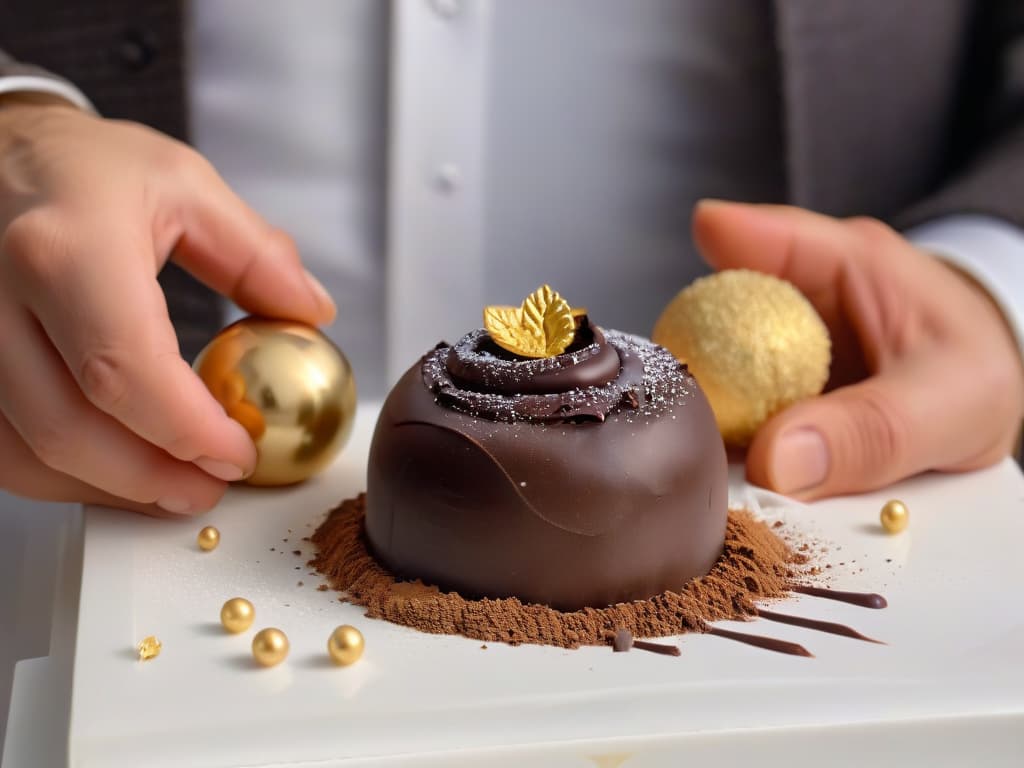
[195,456,246,482]
[157,496,192,515]
[303,269,336,316]
[770,428,829,494]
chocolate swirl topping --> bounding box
[423,324,686,423]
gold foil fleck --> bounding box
[137,636,162,661]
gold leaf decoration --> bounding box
[483,284,577,358]
[482,306,524,352]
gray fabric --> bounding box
[774,0,975,219]
[898,0,1024,227]
[0,0,191,140]
[769,0,1024,229]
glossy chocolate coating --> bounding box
[365,327,728,611]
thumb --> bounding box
[162,155,336,326]
[746,366,940,499]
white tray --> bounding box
[8,404,1024,766]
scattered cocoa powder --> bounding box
[310,495,804,649]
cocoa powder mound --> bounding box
[310,495,801,648]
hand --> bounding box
[693,200,1024,499]
[0,96,336,515]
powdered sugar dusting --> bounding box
[422,327,692,424]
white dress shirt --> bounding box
[188,0,788,394]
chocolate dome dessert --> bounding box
[365,286,728,611]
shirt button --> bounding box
[115,28,158,72]
[433,163,461,194]
[429,0,462,19]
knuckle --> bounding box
[162,430,200,462]
[24,415,75,471]
[270,228,300,262]
[0,427,34,493]
[79,351,130,412]
[841,387,911,478]
[831,385,913,487]
[845,215,895,244]
[123,458,186,506]
[0,459,37,497]
[153,140,213,182]
[191,479,228,513]
[1,211,66,280]
[0,215,35,261]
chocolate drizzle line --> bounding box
[609,629,681,657]
[756,608,884,644]
[792,585,888,609]
[708,627,814,658]
[634,640,682,657]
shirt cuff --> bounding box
[0,75,95,113]
[905,214,1024,357]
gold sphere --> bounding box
[193,317,357,486]
[653,269,831,446]
[251,628,289,667]
[327,625,365,666]
[880,499,909,534]
[220,597,255,634]
[197,525,220,551]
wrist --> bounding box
[940,260,1017,343]
[0,92,88,144]
[0,92,81,133]
[0,90,80,111]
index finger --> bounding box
[13,228,257,480]
[691,200,853,295]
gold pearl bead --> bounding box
[327,625,365,666]
[252,628,289,667]
[880,499,909,534]
[197,526,220,551]
[220,598,255,634]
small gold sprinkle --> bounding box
[880,500,909,534]
[137,635,162,661]
[327,625,365,666]
[220,597,255,634]
[197,526,220,551]
[252,628,289,667]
